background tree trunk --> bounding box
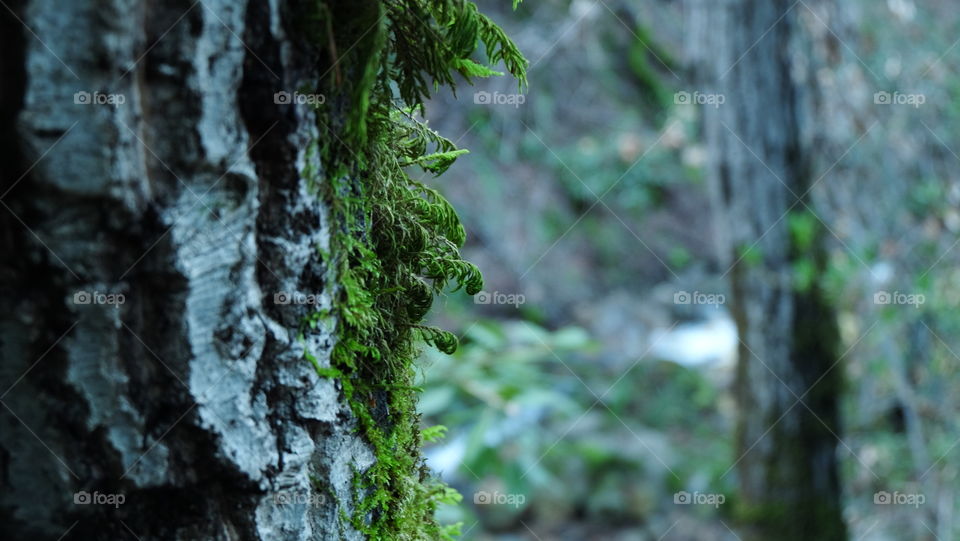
[0,1,370,538]
[686,0,848,539]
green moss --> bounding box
[736,243,763,268]
[731,203,847,541]
[297,1,527,538]
[626,23,675,108]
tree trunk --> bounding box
[0,0,371,538]
[686,0,847,539]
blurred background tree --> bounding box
[688,0,846,538]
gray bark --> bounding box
[0,0,369,539]
[686,0,847,539]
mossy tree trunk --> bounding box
[686,0,848,539]
[0,0,373,538]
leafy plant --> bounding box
[419,319,736,532]
[299,1,527,538]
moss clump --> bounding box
[299,1,526,538]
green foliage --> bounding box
[737,243,763,267]
[626,23,675,109]
[421,425,449,443]
[787,210,818,252]
[384,0,527,110]
[787,211,822,292]
[300,1,527,538]
[792,258,816,293]
[419,320,734,529]
[419,321,591,520]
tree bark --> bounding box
[686,0,847,539]
[0,0,370,539]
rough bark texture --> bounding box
[686,0,847,539]
[0,1,371,539]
